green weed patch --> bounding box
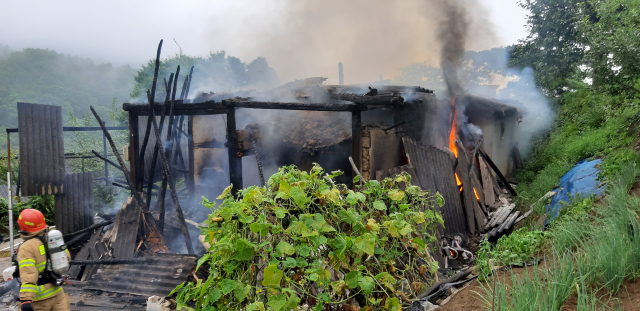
[171,164,444,311]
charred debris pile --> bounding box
[7,40,530,309]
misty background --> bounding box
[0,0,550,166]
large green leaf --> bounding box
[326,188,342,206]
[217,185,232,199]
[250,223,270,236]
[385,297,402,311]
[275,241,296,256]
[345,271,361,289]
[290,186,308,208]
[309,235,328,248]
[358,276,375,294]
[387,189,405,201]
[195,253,210,271]
[353,232,376,256]
[246,302,265,311]
[220,279,236,295]
[296,244,312,257]
[373,200,387,211]
[234,239,256,261]
[267,294,287,311]
[283,257,298,268]
[338,208,362,228]
[262,265,284,287]
[208,288,222,304]
[234,283,251,302]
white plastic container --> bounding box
[46,230,69,276]
[2,266,15,282]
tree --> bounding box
[130,52,280,101]
[508,0,587,96]
[579,0,640,93]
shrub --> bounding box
[172,164,444,311]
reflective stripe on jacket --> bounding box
[17,231,64,301]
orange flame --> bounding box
[459,186,463,193]
[449,96,458,158]
[473,187,481,202]
[455,173,462,186]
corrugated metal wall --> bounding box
[54,172,94,235]
[402,137,468,237]
[17,102,66,196]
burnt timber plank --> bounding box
[68,227,104,280]
[469,169,487,213]
[227,108,242,195]
[454,140,477,233]
[479,155,497,208]
[351,110,362,182]
[111,197,141,259]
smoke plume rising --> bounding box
[208,0,499,84]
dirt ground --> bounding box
[438,266,640,311]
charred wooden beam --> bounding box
[479,149,517,196]
[147,90,194,255]
[187,116,195,198]
[227,107,243,195]
[112,182,130,190]
[351,109,362,183]
[331,93,404,105]
[124,100,363,114]
[454,140,477,234]
[158,67,181,234]
[129,112,141,192]
[145,73,174,211]
[225,100,363,111]
[139,40,164,177]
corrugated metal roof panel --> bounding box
[402,137,468,237]
[84,253,197,297]
[54,172,94,235]
[17,103,65,196]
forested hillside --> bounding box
[0,45,136,129]
[129,51,280,101]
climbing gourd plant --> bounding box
[172,164,444,311]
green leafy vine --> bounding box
[172,164,444,311]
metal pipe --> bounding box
[7,131,13,256]
[103,132,108,186]
[91,150,124,172]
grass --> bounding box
[478,162,640,309]
[515,87,640,212]
[477,253,575,311]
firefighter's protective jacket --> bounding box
[17,231,65,301]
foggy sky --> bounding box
[1,0,528,84]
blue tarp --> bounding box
[545,159,605,222]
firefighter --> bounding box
[16,209,70,311]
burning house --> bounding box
[3,40,530,309]
[123,72,525,262]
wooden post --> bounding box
[351,109,362,182]
[187,116,195,198]
[128,112,141,192]
[227,108,242,195]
